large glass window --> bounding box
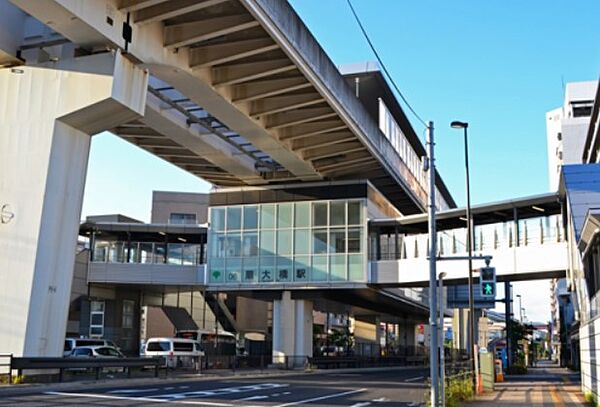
[207,199,366,284]
[242,232,258,256]
[182,245,197,265]
[278,203,293,228]
[330,201,346,226]
[90,300,104,338]
[330,255,346,281]
[277,230,292,256]
[226,207,242,231]
[139,242,153,263]
[167,243,183,265]
[260,230,275,256]
[312,202,328,227]
[276,258,292,282]
[243,206,258,230]
[225,234,241,257]
[122,300,134,329]
[348,228,362,253]
[312,256,328,281]
[348,201,362,225]
[294,256,310,281]
[295,202,310,228]
[329,228,346,253]
[170,213,196,225]
[261,205,276,229]
[312,230,328,254]
[294,229,310,255]
[211,208,225,231]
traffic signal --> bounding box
[479,267,496,298]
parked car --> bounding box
[69,345,124,358]
[64,338,118,357]
[143,337,204,369]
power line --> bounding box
[346,0,428,129]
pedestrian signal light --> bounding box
[479,267,496,299]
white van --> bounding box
[143,337,204,368]
[64,338,118,357]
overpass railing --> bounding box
[373,214,564,261]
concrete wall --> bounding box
[580,316,600,398]
[151,191,209,224]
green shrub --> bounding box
[584,390,596,405]
[0,374,25,384]
[425,373,474,407]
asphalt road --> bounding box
[0,369,428,406]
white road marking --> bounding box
[350,402,371,407]
[273,388,367,407]
[44,391,232,406]
[165,387,175,390]
[404,376,424,383]
[108,388,159,394]
[236,395,269,401]
[372,397,388,402]
[179,386,191,389]
[150,383,289,401]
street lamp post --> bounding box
[517,294,523,323]
[450,121,476,383]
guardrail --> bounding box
[0,354,12,382]
[6,357,161,383]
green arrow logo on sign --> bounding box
[483,283,493,295]
[212,270,221,280]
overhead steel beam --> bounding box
[212,58,295,86]
[266,107,336,130]
[302,142,364,161]
[119,0,168,12]
[291,132,355,152]
[164,14,259,49]
[232,76,311,102]
[190,37,278,68]
[250,92,324,116]
[134,0,230,24]
[276,120,347,141]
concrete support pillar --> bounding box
[272,291,313,366]
[0,53,147,357]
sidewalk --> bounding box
[466,360,585,406]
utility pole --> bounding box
[504,282,512,370]
[427,121,440,407]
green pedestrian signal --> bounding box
[479,267,496,299]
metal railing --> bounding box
[374,214,564,261]
[4,356,161,383]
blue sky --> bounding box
[81,1,600,322]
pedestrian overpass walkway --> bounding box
[369,192,568,286]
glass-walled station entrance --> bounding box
[207,198,367,285]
